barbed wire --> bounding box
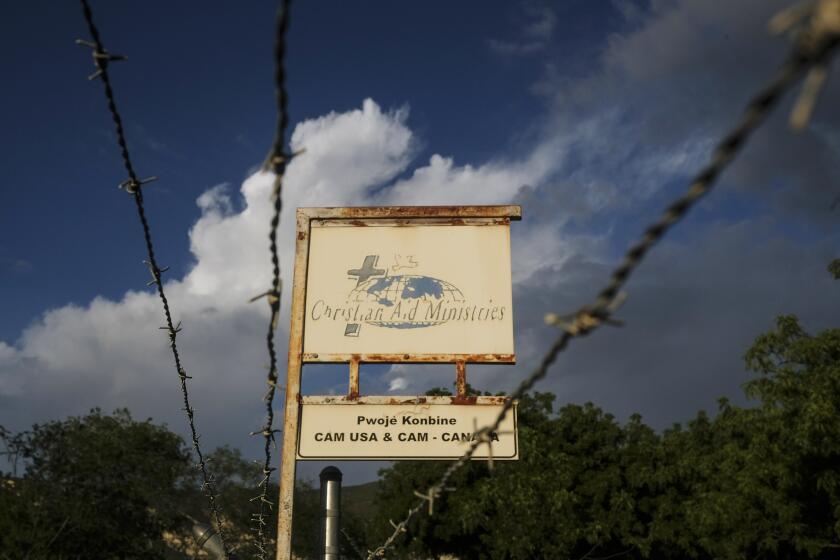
[75,1,230,557]
[365,2,840,558]
[248,1,295,557]
[342,528,367,560]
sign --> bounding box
[296,396,518,460]
[303,221,514,359]
[275,207,521,560]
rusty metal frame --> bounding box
[302,205,520,366]
[302,205,521,220]
[299,394,511,405]
[276,205,520,560]
[302,352,515,364]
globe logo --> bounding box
[343,255,465,335]
[349,275,465,329]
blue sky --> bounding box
[1,0,618,341]
[2,0,839,484]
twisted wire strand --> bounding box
[77,1,229,556]
[342,528,367,560]
[365,8,840,559]
[251,1,294,557]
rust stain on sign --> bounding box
[302,353,516,363]
[300,205,521,220]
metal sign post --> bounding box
[318,467,342,560]
[275,206,521,560]
[276,210,311,560]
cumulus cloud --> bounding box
[0,99,423,469]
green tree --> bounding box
[648,264,840,559]
[0,409,191,559]
[645,313,840,559]
[0,411,333,559]
[367,389,651,559]
[740,314,840,555]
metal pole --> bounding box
[319,466,342,560]
[348,356,360,399]
[276,210,312,559]
[455,359,467,398]
[191,521,231,559]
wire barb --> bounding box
[119,175,158,194]
[264,148,306,174]
[472,419,499,471]
[75,37,127,80]
[158,319,180,331]
[76,0,229,557]
[146,266,170,286]
[413,488,442,516]
[544,292,628,334]
[248,288,281,305]
[769,0,840,130]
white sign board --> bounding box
[296,396,518,460]
[303,223,514,358]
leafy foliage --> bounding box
[0,408,190,559]
[367,392,654,559]
[0,413,331,559]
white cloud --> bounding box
[287,98,414,205]
[0,99,426,449]
[1,98,577,463]
[388,377,407,393]
[511,223,602,284]
[380,151,550,207]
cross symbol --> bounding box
[347,255,385,286]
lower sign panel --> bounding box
[296,396,518,460]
